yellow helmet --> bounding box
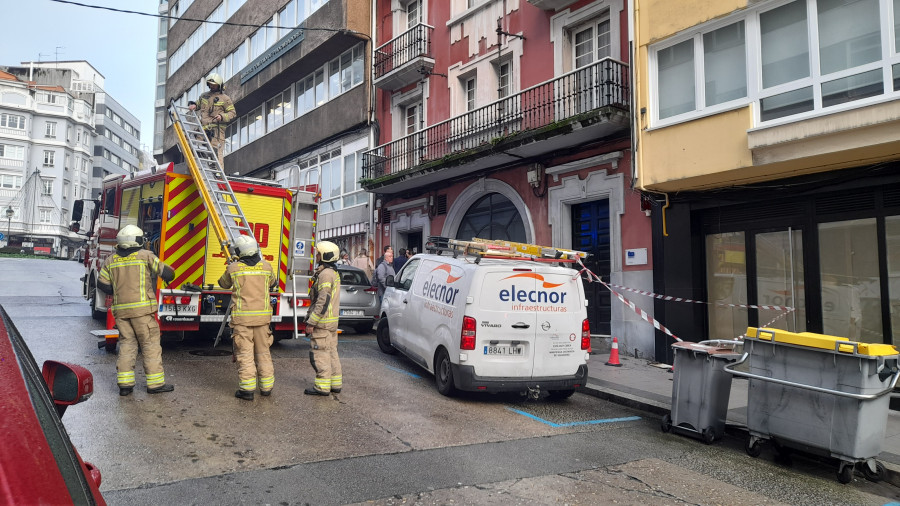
[233,235,259,258]
[315,241,340,263]
[206,73,224,87]
[116,224,145,248]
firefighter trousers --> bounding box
[116,314,166,389]
[233,324,274,393]
[309,327,342,393]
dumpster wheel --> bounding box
[745,436,763,458]
[660,414,672,433]
[701,427,716,445]
[838,463,853,484]
[861,460,886,482]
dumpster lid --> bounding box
[746,327,899,356]
[672,341,742,357]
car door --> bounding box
[385,258,421,355]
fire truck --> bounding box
[76,102,318,350]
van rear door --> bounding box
[529,267,587,377]
[470,267,539,378]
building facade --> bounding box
[159,0,375,258]
[364,0,652,352]
[633,0,900,361]
[0,64,98,258]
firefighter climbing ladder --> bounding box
[168,100,252,261]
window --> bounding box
[63,181,70,200]
[43,151,55,167]
[498,62,511,99]
[342,149,367,208]
[455,193,526,243]
[652,0,899,126]
[407,0,422,28]
[316,149,343,213]
[0,174,23,189]
[465,77,476,111]
[39,209,52,224]
[405,102,421,135]
[45,122,57,138]
[279,0,297,29]
[248,106,263,143]
[0,144,24,160]
[41,179,53,196]
[1,113,25,130]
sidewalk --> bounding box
[580,346,900,486]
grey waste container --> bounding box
[661,340,742,444]
[725,327,900,484]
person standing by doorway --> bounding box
[374,248,395,303]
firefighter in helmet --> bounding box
[304,240,343,396]
[198,72,236,166]
[98,225,176,396]
[218,235,277,400]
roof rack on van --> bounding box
[425,236,589,262]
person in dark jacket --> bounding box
[393,248,407,272]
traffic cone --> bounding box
[605,337,622,366]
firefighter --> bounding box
[218,235,277,401]
[198,72,236,166]
[97,225,176,396]
[304,241,342,396]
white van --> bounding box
[376,248,591,399]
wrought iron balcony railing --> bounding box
[374,23,434,82]
[363,58,629,182]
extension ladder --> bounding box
[168,100,252,261]
[427,236,588,261]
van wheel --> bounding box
[376,319,397,355]
[547,389,575,401]
[434,348,457,397]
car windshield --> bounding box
[340,269,369,286]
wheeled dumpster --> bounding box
[662,340,742,444]
[725,327,899,484]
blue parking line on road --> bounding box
[506,407,640,427]
[385,365,422,379]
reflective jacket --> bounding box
[198,90,236,137]
[218,258,277,326]
[98,249,172,319]
[307,264,340,331]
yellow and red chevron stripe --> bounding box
[160,174,208,289]
[279,197,291,292]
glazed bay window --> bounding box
[1,113,25,130]
[653,0,900,125]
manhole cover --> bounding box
[189,349,233,356]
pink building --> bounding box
[363,0,654,355]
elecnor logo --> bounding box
[499,273,568,304]
[421,264,462,305]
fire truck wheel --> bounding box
[89,281,105,321]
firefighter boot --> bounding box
[119,386,134,396]
[147,384,175,394]
[260,390,272,397]
[304,387,329,396]
[235,389,254,400]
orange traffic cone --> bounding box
[605,337,622,367]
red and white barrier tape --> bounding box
[602,282,795,312]
[603,281,682,342]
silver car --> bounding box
[336,265,378,333]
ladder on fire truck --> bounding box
[426,237,588,262]
[168,100,252,261]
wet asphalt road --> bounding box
[2,258,899,505]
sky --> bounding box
[0,0,158,151]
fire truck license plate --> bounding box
[161,305,197,313]
[484,346,523,355]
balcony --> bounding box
[525,0,578,10]
[362,58,630,194]
[373,23,434,91]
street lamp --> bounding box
[5,205,13,244]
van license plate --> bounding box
[340,309,364,316]
[484,346,523,355]
[161,305,197,313]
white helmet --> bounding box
[315,241,340,263]
[116,224,145,248]
[233,235,259,258]
[206,73,224,87]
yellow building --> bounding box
[632,0,900,360]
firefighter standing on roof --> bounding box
[304,241,342,396]
[98,225,176,396]
[198,73,235,165]
[218,236,277,401]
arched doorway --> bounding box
[454,193,526,242]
